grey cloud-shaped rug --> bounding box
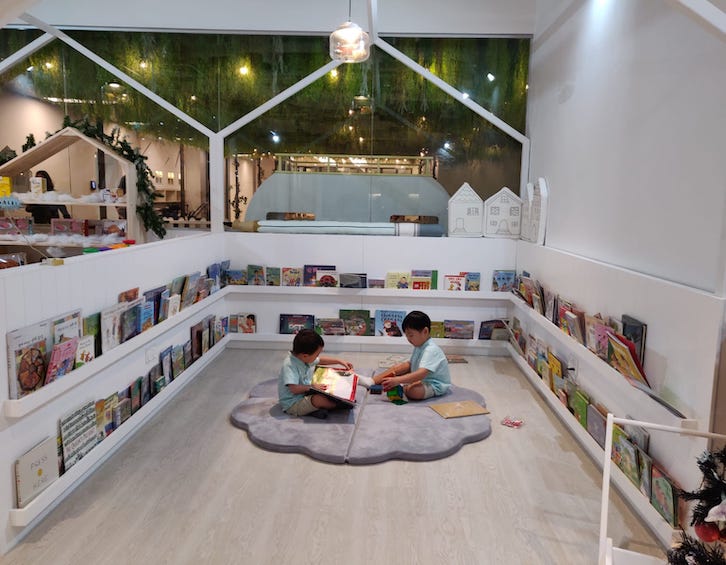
[230,378,492,465]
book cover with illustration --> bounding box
[224,269,247,286]
[82,312,102,357]
[265,266,281,286]
[171,344,185,380]
[385,271,411,289]
[339,273,367,288]
[316,271,340,287]
[339,309,372,336]
[281,267,303,287]
[140,301,155,332]
[279,314,315,334]
[463,272,481,291]
[303,264,335,287]
[491,269,516,292]
[7,318,51,399]
[74,335,96,368]
[236,313,257,334]
[247,264,265,286]
[45,337,79,385]
[410,269,438,290]
[142,285,167,324]
[119,299,143,343]
[374,310,405,337]
[444,320,475,339]
[443,274,465,291]
[180,272,201,309]
[51,309,82,346]
[311,367,358,408]
[316,318,347,336]
[430,321,446,338]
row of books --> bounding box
[13,313,226,509]
[276,310,509,340]
[6,259,230,400]
[514,271,649,388]
[222,264,485,292]
[509,315,681,528]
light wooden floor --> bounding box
[2,350,666,565]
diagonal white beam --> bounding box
[676,0,726,34]
[217,59,343,139]
[20,12,216,138]
[0,32,54,75]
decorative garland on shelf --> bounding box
[54,117,167,239]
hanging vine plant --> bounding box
[59,116,167,239]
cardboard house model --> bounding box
[484,186,522,238]
[447,182,484,237]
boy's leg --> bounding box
[403,381,435,401]
[286,394,335,416]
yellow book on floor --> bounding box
[429,400,490,419]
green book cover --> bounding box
[82,312,102,357]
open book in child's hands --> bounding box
[311,367,359,407]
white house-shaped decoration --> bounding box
[484,186,522,238]
[447,182,483,237]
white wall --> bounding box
[527,0,726,293]
[14,0,535,35]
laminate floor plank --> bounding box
[0,350,665,565]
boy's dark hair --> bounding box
[402,310,431,332]
[292,329,324,354]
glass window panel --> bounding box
[66,31,329,133]
[226,44,524,204]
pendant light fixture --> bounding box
[329,0,370,63]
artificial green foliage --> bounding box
[680,447,726,526]
[22,134,36,152]
[62,116,166,239]
[667,532,725,565]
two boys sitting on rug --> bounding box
[278,310,451,418]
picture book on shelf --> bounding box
[224,269,247,286]
[7,318,51,399]
[584,315,611,360]
[374,310,405,337]
[171,344,185,380]
[236,313,256,334]
[159,346,173,384]
[638,447,653,498]
[247,264,265,286]
[606,332,649,388]
[443,274,465,291]
[410,269,437,290]
[303,265,335,287]
[316,271,339,287]
[586,404,607,448]
[339,309,372,336]
[15,436,59,508]
[130,377,142,414]
[139,301,155,332]
[100,302,128,354]
[180,272,201,309]
[463,272,481,291]
[143,285,167,325]
[339,273,367,288]
[621,314,647,365]
[279,314,315,334]
[45,337,79,385]
[281,267,303,287]
[51,309,82,346]
[367,278,385,289]
[491,269,516,292]
[430,321,446,338]
[74,334,95,368]
[478,320,508,340]
[82,312,102,357]
[59,399,98,471]
[190,322,204,361]
[611,425,641,487]
[444,320,475,340]
[651,464,679,527]
[385,271,410,289]
[119,299,143,343]
[206,263,222,292]
[265,266,281,286]
[311,367,358,408]
[316,318,347,336]
[118,287,139,303]
[167,294,181,318]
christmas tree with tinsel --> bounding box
[668,446,726,565]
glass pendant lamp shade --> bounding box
[329,21,370,63]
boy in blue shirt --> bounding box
[373,310,451,400]
[278,329,354,419]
